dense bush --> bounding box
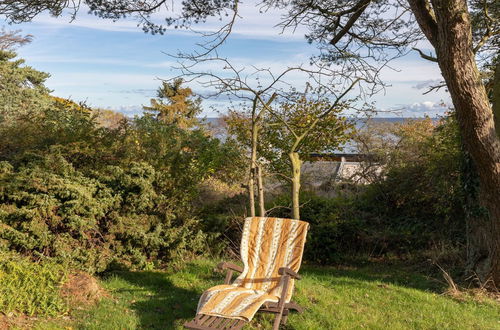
[0,49,467,273]
[0,151,209,273]
[358,116,466,253]
[265,115,467,264]
[0,51,245,273]
[0,253,68,316]
[0,50,52,124]
[267,192,366,264]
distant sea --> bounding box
[201,117,438,129]
[201,117,438,154]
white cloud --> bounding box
[412,79,443,90]
[23,54,178,69]
[384,101,449,117]
[25,2,307,42]
[109,105,144,117]
[46,72,161,87]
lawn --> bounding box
[34,259,499,330]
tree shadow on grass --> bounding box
[300,260,446,293]
[105,262,221,330]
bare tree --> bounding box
[177,56,312,217]
[179,54,360,219]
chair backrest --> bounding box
[233,217,309,301]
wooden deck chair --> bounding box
[184,217,309,330]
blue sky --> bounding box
[5,2,450,117]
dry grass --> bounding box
[61,271,106,308]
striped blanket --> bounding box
[197,217,309,321]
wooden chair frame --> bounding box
[184,262,304,330]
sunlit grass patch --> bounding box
[33,259,500,329]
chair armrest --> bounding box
[278,267,301,280]
[217,262,243,273]
[218,262,243,285]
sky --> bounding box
[4,2,451,117]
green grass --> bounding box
[34,259,499,330]
[0,253,68,317]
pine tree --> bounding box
[144,79,202,129]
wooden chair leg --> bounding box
[273,313,282,330]
[272,275,290,330]
[281,310,289,325]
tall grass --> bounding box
[0,254,68,316]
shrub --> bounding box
[267,192,366,264]
[356,115,466,252]
[266,115,466,264]
[0,56,248,271]
[198,193,248,255]
[0,153,207,273]
[0,253,68,316]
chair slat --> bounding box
[198,314,211,325]
[227,318,241,329]
[206,316,220,327]
[222,318,235,329]
[210,317,225,328]
[233,319,246,330]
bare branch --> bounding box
[412,47,438,62]
[190,1,239,58]
[423,81,447,94]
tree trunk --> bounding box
[248,169,256,217]
[257,164,266,216]
[289,152,302,220]
[493,60,500,139]
[420,0,500,286]
[248,118,259,217]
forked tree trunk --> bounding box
[409,0,500,285]
[248,169,256,217]
[289,152,302,220]
[248,94,275,218]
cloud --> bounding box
[46,72,161,88]
[26,2,307,42]
[116,89,156,96]
[23,55,177,69]
[108,105,144,117]
[111,100,450,119]
[380,60,442,82]
[412,79,443,90]
[387,101,449,117]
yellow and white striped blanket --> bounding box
[197,217,309,321]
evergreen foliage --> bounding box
[0,50,51,124]
[0,51,244,273]
[143,78,202,129]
